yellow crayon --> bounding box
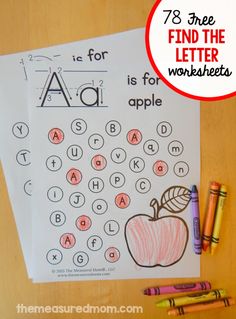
[167,297,235,316]
[156,289,226,308]
[211,185,227,255]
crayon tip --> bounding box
[202,242,209,252]
[210,246,216,255]
[220,184,227,193]
[210,181,220,189]
[230,298,236,306]
[156,300,168,308]
[143,289,148,295]
[205,281,212,290]
[167,309,175,316]
[191,185,198,193]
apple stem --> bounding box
[149,198,160,221]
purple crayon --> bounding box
[144,281,211,296]
[191,185,201,255]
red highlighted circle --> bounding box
[66,168,82,185]
[153,160,168,176]
[115,193,130,209]
[48,128,64,144]
[76,215,92,231]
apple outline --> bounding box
[124,213,189,268]
[124,191,190,268]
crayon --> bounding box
[191,185,201,254]
[167,297,235,316]
[144,281,211,296]
[202,182,220,251]
[156,289,226,308]
[211,185,227,255]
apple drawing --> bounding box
[124,186,191,267]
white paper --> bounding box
[29,29,200,282]
[0,33,119,276]
[0,50,63,276]
[0,55,32,276]
[0,42,89,276]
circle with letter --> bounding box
[115,193,130,209]
[24,180,32,196]
[127,129,142,145]
[60,233,76,249]
[104,247,120,263]
[146,0,236,100]
[76,215,92,231]
[87,235,103,251]
[105,120,121,136]
[50,211,66,227]
[47,186,64,202]
[69,192,85,208]
[104,220,120,236]
[66,168,82,185]
[16,149,31,166]
[153,160,168,176]
[46,249,63,265]
[48,128,64,144]
[71,118,87,135]
[91,154,107,171]
[12,122,29,139]
[73,251,89,267]
[135,178,151,194]
[92,199,108,215]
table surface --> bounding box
[0,1,236,318]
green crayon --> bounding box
[156,289,226,308]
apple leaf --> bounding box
[160,186,191,213]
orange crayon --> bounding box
[168,297,235,316]
[202,182,220,251]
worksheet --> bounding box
[0,44,85,276]
[29,29,200,282]
[0,38,101,276]
[0,51,62,276]
[0,32,124,277]
[0,55,33,276]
